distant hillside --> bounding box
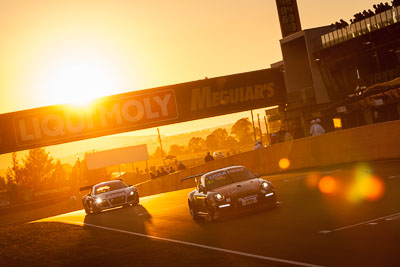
[0,123,234,169]
[57,123,233,165]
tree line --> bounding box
[0,117,257,202]
[150,117,256,158]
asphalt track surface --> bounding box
[38,160,400,267]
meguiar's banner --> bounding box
[0,68,286,154]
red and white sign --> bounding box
[86,144,149,170]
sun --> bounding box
[36,48,125,106]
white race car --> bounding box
[81,180,139,215]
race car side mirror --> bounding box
[198,184,206,193]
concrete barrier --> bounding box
[136,120,400,197]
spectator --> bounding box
[270,133,278,145]
[204,151,214,162]
[393,0,400,7]
[278,127,293,142]
[156,169,161,177]
[373,4,378,13]
[177,161,186,170]
[310,118,326,136]
[284,129,293,142]
[150,172,156,179]
[168,166,175,173]
[159,167,168,176]
[340,19,349,27]
[253,140,262,150]
[367,9,375,17]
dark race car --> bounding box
[185,166,278,221]
[80,180,139,215]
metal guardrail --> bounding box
[0,195,75,215]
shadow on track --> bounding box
[83,204,152,235]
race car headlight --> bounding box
[214,193,224,201]
[129,191,134,195]
[95,198,103,204]
[261,181,269,190]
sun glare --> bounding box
[35,48,125,106]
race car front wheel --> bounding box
[188,201,199,220]
[134,193,139,205]
[84,205,91,214]
[204,202,215,222]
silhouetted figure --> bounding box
[340,19,349,27]
[204,152,214,163]
[150,172,156,179]
[369,9,374,16]
[393,0,400,7]
[373,4,378,13]
[177,161,186,170]
[168,166,175,173]
[270,133,278,145]
[159,167,168,176]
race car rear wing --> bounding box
[79,179,124,191]
[180,172,205,183]
[79,185,94,191]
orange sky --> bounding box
[0,0,379,167]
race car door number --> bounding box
[240,195,257,206]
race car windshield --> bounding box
[205,168,256,190]
[94,181,128,195]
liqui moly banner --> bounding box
[0,68,286,154]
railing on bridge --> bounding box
[321,6,400,48]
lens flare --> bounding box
[305,172,320,189]
[318,176,337,194]
[279,158,290,170]
[365,176,385,201]
[347,163,385,203]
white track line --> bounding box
[319,212,400,233]
[58,219,325,267]
[322,169,342,175]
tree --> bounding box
[231,118,253,146]
[5,152,23,189]
[51,160,68,186]
[0,176,6,192]
[188,137,205,153]
[23,148,55,189]
[225,136,238,149]
[205,133,219,151]
[168,144,185,156]
[210,128,229,148]
[151,146,166,159]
